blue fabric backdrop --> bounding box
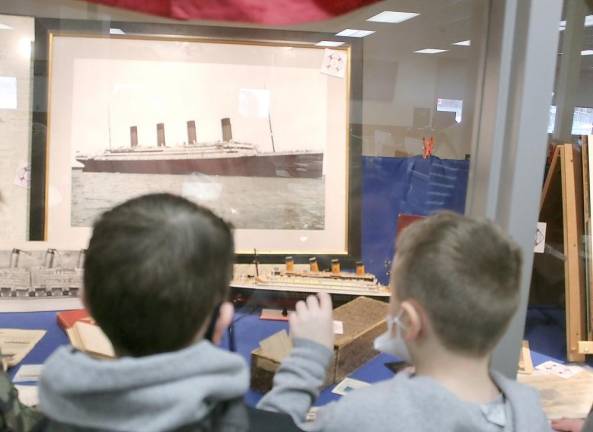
[362,156,469,284]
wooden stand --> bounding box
[538,143,587,361]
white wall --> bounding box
[0,15,34,244]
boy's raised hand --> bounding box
[288,292,334,350]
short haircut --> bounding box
[392,211,522,356]
[84,193,234,357]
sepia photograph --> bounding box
[46,34,350,253]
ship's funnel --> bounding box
[221,118,232,142]
[331,259,340,274]
[156,123,166,147]
[187,120,197,145]
[130,126,138,148]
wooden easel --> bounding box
[539,143,586,362]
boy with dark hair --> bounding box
[258,212,551,431]
[30,193,298,431]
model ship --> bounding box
[232,257,390,298]
[0,249,83,299]
[75,118,323,178]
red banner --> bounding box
[83,0,378,25]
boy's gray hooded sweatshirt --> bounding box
[39,341,249,432]
[258,339,552,432]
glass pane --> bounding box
[528,0,593,376]
[0,0,489,406]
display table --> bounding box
[2,308,397,407]
[3,306,568,408]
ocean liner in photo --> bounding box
[75,118,324,178]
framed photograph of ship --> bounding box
[30,20,362,258]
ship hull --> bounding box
[76,153,323,178]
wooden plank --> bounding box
[560,144,586,362]
[582,136,590,340]
[531,147,565,305]
[541,146,562,209]
[518,368,593,419]
[583,137,590,341]
[578,340,593,354]
[587,134,593,340]
[518,340,534,374]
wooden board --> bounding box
[531,147,565,306]
[518,368,593,419]
[587,135,593,340]
[582,137,591,340]
[537,145,586,361]
[560,144,586,362]
[517,340,534,374]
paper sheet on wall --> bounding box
[321,49,346,78]
[534,222,546,253]
[0,329,46,366]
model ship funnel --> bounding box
[187,120,197,145]
[130,126,138,148]
[221,118,232,142]
[157,123,166,147]
[309,257,319,273]
[285,256,294,273]
[356,261,365,276]
[331,259,340,274]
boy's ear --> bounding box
[211,301,234,345]
[401,300,423,342]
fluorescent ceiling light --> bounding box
[0,23,12,30]
[109,28,125,35]
[316,41,345,47]
[582,50,593,56]
[415,48,448,54]
[367,11,419,23]
[453,40,471,46]
[336,29,375,38]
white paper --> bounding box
[0,329,46,366]
[13,364,43,383]
[535,360,583,379]
[14,385,38,407]
[0,76,17,109]
[321,49,346,78]
[333,320,344,335]
[332,377,370,396]
[534,222,546,253]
